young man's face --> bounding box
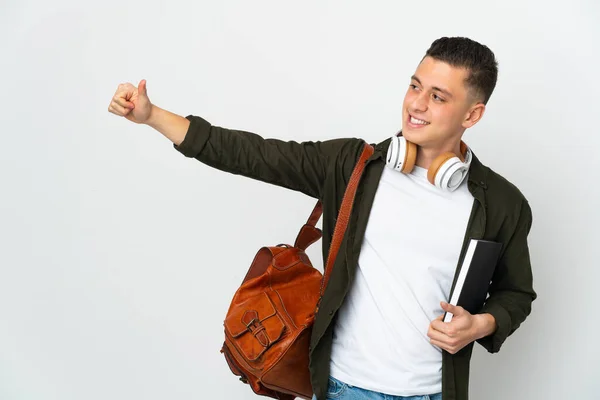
[401,56,482,148]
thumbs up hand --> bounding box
[108,79,153,124]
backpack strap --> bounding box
[319,142,374,303]
[293,201,323,251]
[291,141,374,311]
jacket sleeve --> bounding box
[476,199,537,353]
[173,115,361,199]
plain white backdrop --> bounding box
[1,0,598,399]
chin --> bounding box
[401,126,427,145]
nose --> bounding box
[410,92,428,113]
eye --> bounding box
[409,84,419,90]
[432,93,445,102]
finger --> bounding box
[441,301,464,316]
[112,95,135,110]
[441,301,454,313]
[429,315,444,330]
[430,319,447,334]
[138,79,147,97]
[114,83,136,100]
[427,328,450,344]
[429,339,450,353]
[430,319,456,337]
[108,102,131,116]
[431,339,459,354]
[117,82,135,93]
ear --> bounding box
[462,103,486,129]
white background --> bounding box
[1,0,598,399]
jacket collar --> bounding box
[368,134,489,190]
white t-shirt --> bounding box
[328,164,474,396]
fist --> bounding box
[108,80,152,124]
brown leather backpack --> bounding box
[220,142,374,399]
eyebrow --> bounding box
[411,75,454,99]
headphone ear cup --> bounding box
[386,136,418,173]
[427,152,456,186]
[386,136,399,169]
[403,140,417,173]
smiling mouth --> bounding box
[408,114,430,125]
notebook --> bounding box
[443,239,503,323]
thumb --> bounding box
[441,301,457,314]
[138,79,148,97]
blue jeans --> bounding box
[311,376,443,400]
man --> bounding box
[108,37,536,400]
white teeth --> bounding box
[410,116,429,125]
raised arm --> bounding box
[108,79,363,199]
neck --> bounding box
[415,141,463,169]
